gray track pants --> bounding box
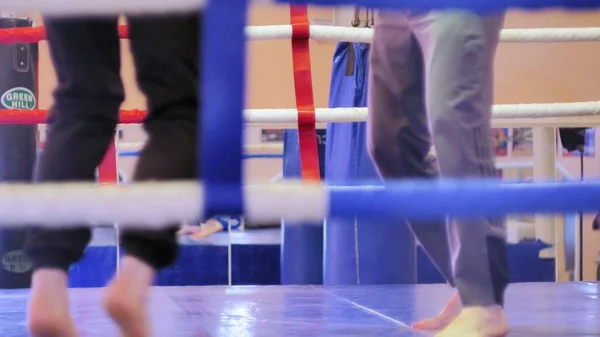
[367,10,508,307]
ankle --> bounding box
[460,305,507,324]
[31,268,69,289]
[28,314,66,336]
[119,256,155,282]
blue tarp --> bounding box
[323,42,416,285]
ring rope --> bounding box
[0,179,597,227]
[119,142,284,154]
[290,5,321,181]
[244,102,600,122]
[0,25,129,43]
[1,25,599,44]
[0,0,206,15]
[0,102,598,124]
[277,0,600,12]
[246,25,600,43]
[1,0,599,16]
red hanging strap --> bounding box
[289,5,321,182]
[97,137,119,185]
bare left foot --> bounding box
[27,269,79,337]
[103,256,154,337]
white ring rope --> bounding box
[0,181,325,227]
[5,0,600,45]
[0,162,573,228]
[499,27,600,43]
[247,25,600,43]
[119,143,283,154]
[119,102,599,154]
[118,102,600,140]
[0,1,598,44]
[245,143,284,154]
[1,0,206,15]
[244,101,600,124]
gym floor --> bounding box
[0,281,597,336]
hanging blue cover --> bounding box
[323,42,416,285]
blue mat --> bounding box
[1,282,598,336]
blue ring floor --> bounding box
[0,282,598,336]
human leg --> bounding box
[368,10,454,290]
[411,11,509,336]
[103,13,200,337]
[24,17,123,337]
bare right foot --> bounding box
[412,292,462,331]
[27,269,79,337]
[435,305,509,337]
[103,256,154,337]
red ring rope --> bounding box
[0,109,146,124]
[290,5,320,182]
[0,26,129,43]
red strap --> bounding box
[97,137,119,185]
[290,5,320,182]
[0,26,129,44]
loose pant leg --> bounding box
[410,11,509,306]
[119,14,200,270]
[368,11,454,285]
[24,17,123,271]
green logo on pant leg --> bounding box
[1,87,36,110]
[2,250,32,273]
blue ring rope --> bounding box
[200,0,249,219]
[276,0,600,11]
[243,154,283,159]
[329,179,600,220]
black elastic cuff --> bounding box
[29,252,73,273]
[120,227,179,270]
[487,236,509,306]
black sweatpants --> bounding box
[24,14,200,272]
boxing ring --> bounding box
[0,0,599,336]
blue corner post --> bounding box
[200,0,248,219]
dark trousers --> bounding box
[24,14,200,271]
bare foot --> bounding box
[177,224,200,236]
[189,219,223,240]
[27,269,79,337]
[435,306,509,337]
[177,220,223,241]
[412,292,462,331]
[103,256,155,337]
